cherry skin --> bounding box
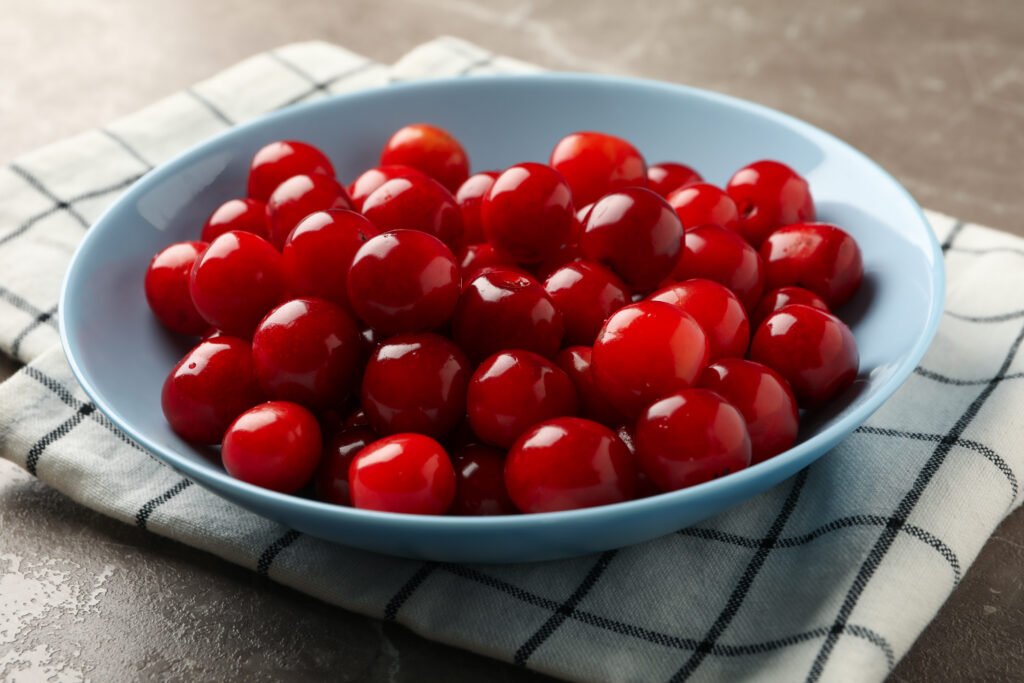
[725,160,815,246]
[749,304,859,408]
[666,183,739,231]
[315,427,377,505]
[592,301,710,418]
[555,346,623,426]
[266,174,354,249]
[672,224,765,310]
[580,187,683,292]
[455,170,500,245]
[451,444,517,516]
[361,175,463,249]
[759,222,864,308]
[379,123,470,193]
[634,389,752,492]
[251,298,362,409]
[457,242,517,284]
[348,433,456,515]
[201,198,269,242]
[751,286,830,329]
[145,241,209,335]
[161,336,263,444]
[647,162,702,198]
[189,230,285,337]
[344,408,371,430]
[222,401,322,494]
[543,261,630,346]
[453,268,564,362]
[482,163,575,264]
[347,164,424,212]
[467,349,578,449]
[700,359,799,464]
[504,417,636,513]
[281,209,379,311]
[649,279,750,360]
[247,140,335,201]
[361,333,470,439]
[347,230,460,336]
[549,131,647,207]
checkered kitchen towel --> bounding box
[1,37,1022,683]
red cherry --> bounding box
[549,132,647,207]
[666,183,739,231]
[751,286,830,329]
[379,123,470,193]
[592,301,709,418]
[281,209,379,311]
[349,434,456,514]
[189,231,285,337]
[544,261,630,346]
[616,425,661,499]
[161,337,262,444]
[672,225,765,310]
[251,298,362,409]
[649,279,750,360]
[315,427,377,505]
[555,346,623,426]
[347,230,460,336]
[145,241,209,335]
[453,269,564,361]
[201,199,269,242]
[635,389,752,492]
[361,333,470,438]
[266,174,354,250]
[457,242,517,285]
[647,162,702,197]
[580,187,683,292]
[700,359,799,463]
[222,401,322,494]
[759,222,864,308]
[362,175,463,249]
[726,160,815,246]
[482,163,575,264]
[347,165,424,212]
[749,304,859,407]
[451,444,516,516]
[504,417,636,513]
[344,408,371,430]
[247,140,335,202]
[467,350,578,449]
[455,171,500,244]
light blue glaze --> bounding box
[60,74,944,563]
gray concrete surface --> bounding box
[2,1,1023,681]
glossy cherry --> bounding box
[379,123,470,193]
[201,198,269,242]
[592,301,710,418]
[504,417,636,513]
[555,346,623,426]
[725,160,815,246]
[451,444,517,516]
[549,131,647,207]
[759,222,864,308]
[700,359,799,463]
[482,162,575,264]
[672,224,765,310]
[455,171,500,244]
[315,427,377,505]
[616,425,661,499]
[361,333,470,438]
[348,434,456,514]
[467,349,578,449]
[189,230,285,337]
[222,401,322,494]
[247,140,335,201]
[457,242,517,284]
[749,304,859,407]
[347,165,424,211]
[361,175,463,249]
[647,162,702,198]
[649,279,750,360]
[266,174,354,249]
[347,230,460,336]
[161,336,262,444]
[145,241,209,335]
[544,261,630,346]
[580,187,683,291]
[634,389,752,492]
[751,286,830,329]
[453,268,564,361]
[666,183,739,231]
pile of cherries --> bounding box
[146,123,862,516]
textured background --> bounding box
[2,1,1023,680]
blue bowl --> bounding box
[60,74,943,563]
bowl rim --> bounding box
[59,71,945,531]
